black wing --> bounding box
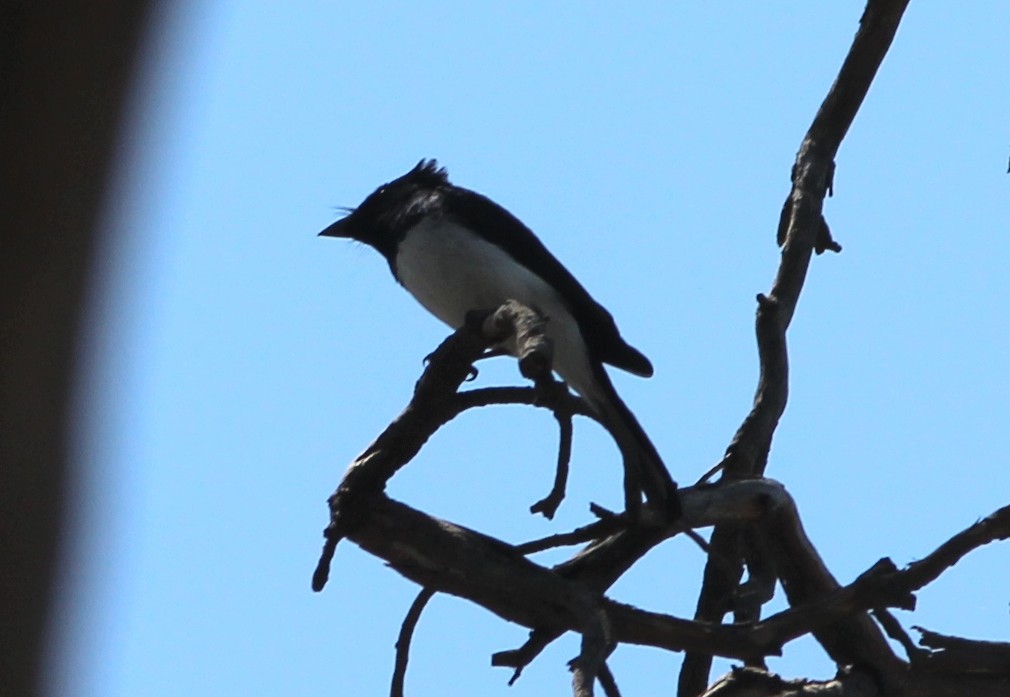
[442,186,653,377]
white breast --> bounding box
[394,218,598,401]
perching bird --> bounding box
[320,160,679,519]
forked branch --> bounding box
[683,2,912,693]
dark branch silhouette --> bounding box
[390,587,436,697]
[681,1,912,693]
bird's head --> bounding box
[319,159,449,257]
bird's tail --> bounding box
[583,365,680,520]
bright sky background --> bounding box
[53,3,1008,696]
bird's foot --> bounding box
[435,348,510,383]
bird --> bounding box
[319,159,679,519]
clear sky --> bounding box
[53,2,1009,696]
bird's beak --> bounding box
[318,216,352,238]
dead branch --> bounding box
[702,663,1010,697]
[569,608,613,697]
[872,609,927,663]
[597,662,622,697]
[515,517,631,556]
[492,631,556,686]
[699,666,879,697]
[317,322,1010,695]
[329,468,1008,668]
[913,627,1010,677]
[452,385,589,518]
[902,505,1010,591]
[529,404,575,519]
[390,587,435,697]
[683,2,912,693]
[316,311,1009,694]
[312,300,562,591]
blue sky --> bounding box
[54,3,1008,696]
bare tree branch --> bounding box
[328,466,1008,667]
[313,301,560,591]
[529,406,574,519]
[318,323,1010,693]
[913,627,1010,677]
[451,386,594,421]
[872,608,927,663]
[569,608,613,697]
[316,315,1009,694]
[902,505,1010,591]
[700,666,879,697]
[597,662,622,697]
[492,630,556,686]
[390,587,436,697]
[683,2,912,693]
[516,516,631,556]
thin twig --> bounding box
[695,457,728,486]
[390,587,436,697]
[901,505,1010,592]
[451,385,595,419]
[597,661,622,697]
[492,630,555,685]
[530,410,573,519]
[872,608,925,663]
[683,528,711,555]
[570,608,612,697]
[516,517,630,555]
[311,524,340,592]
[589,502,618,520]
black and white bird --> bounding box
[320,160,679,518]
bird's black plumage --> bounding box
[320,159,679,517]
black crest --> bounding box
[401,159,449,189]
